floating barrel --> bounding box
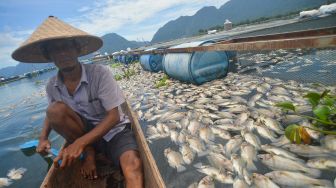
[163,41,229,85]
[140,53,163,72]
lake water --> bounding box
[0,70,63,188]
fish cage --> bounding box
[140,53,164,72]
[162,41,231,85]
[121,26,336,188]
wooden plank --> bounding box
[121,102,166,188]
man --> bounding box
[12,16,143,187]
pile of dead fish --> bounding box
[116,62,336,188]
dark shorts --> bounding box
[79,115,138,168]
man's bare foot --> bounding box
[80,148,98,180]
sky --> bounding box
[0,0,229,69]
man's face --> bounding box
[47,40,79,72]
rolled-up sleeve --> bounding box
[97,66,125,111]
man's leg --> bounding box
[46,101,97,179]
[120,150,144,188]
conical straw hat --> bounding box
[12,16,103,63]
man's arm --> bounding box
[36,117,52,153]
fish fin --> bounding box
[193,162,203,168]
[176,165,186,173]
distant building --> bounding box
[224,19,232,31]
[207,30,217,34]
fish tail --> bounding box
[306,168,322,178]
[176,165,186,173]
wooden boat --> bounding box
[40,102,165,188]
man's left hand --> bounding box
[53,140,85,168]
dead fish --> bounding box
[261,144,303,162]
[241,129,261,149]
[199,126,215,143]
[188,121,201,135]
[207,152,233,172]
[252,173,279,188]
[254,124,277,142]
[259,116,284,134]
[194,163,234,184]
[225,135,243,157]
[170,130,179,144]
[234,112,249,125]
[271,135,290,147]
[164,148,186,172]
[180,144,195,165]
[7,168,27,180]
[306,157,336,170]
[186,136,207,157]
[283,144,333,158]
[211,127,231,140]
[231,154,245,178]
[258,154,321,177]
[322,135,336,151]
[0,178,12,187]
[198,176,215,188]
[265,171,333,187]
[241,142,257,171]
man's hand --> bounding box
[53,140,85,169]
[36,139,51,154]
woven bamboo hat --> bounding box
[12,16,103,63]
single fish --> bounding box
[241,142,257,171]
[231,154,245,178]
[258,154,321,177]
[199,126,215,143]
[252,173,279,188]
[186,136,207,157]
[164,148,186,172]
[188,121,201,135]
[283,144,333,158]
[194,163,234,184]
[7,168,27,180]
[259,116,284,134]
[211,127,231,140]
[307,157,336,170]
[241,129,261,149]
[207,152,233,172]
[265,171,333,187]
[225,135,243,157]
[180,144,195,165]
[261,144,303,162]
[254,125,277,142]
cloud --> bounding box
[0,30,32,68]
[70,0,228,40]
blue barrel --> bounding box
[140,54,163,72]
[163,41,229,85]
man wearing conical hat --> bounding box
[12,16,143,187]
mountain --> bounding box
[151,0,334,43]
[0,33,147,77]
[99,33,148,54]
[0,63,54,78]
